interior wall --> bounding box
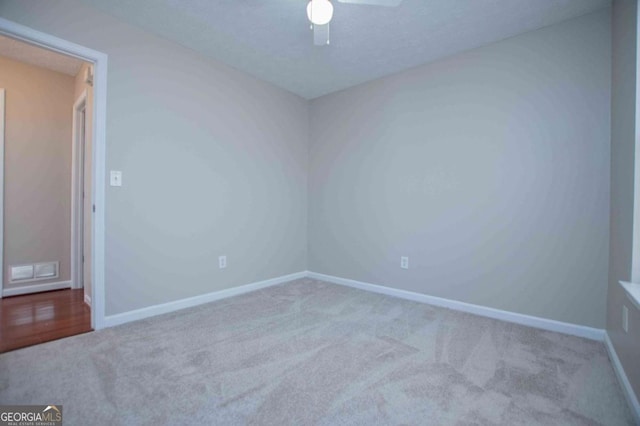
[608,0,640,401]
[0,0,308,316]
[0,2,618,332]
[308,10,612,328]
[73,62,93,302]
[0,55,74,290]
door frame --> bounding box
[0,17,108,330]
[0,89,4,300]
[71,89,87,291]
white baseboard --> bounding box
[306,271,605,341]
[604,332,640,423]
[103,271,307,327]
[84,293,91,306]
[1,280,71,297]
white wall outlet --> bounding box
[218,255,227,269]
[400,256,409,269]
[622,305,629,333]
[110,170,122,187]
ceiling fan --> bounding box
[307,0,403,46]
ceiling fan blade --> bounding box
[337,0,403,6]
[313,23,330,46]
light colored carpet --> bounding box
[0,278,634,425]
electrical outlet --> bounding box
[623,305,629,333]
[218,255,227,269]
[400,256,409,269]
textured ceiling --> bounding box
[0,34,84,76]
[80,0,610,99]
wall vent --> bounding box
[10,265,34,282]
[35,262,58,279]
[9,261,59,283]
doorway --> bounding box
[0,39,94,351]
[0,16,107,333]
[0,23,107,351]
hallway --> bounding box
[0,289,91,353]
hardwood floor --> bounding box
[0,289,92,353]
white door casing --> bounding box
[0,89,5,297]
[71,89,87,290]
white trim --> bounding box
[604,332,640,424]
[8,261,60,284]
[306,271,605,341]
[0,89,4,298]
[620,281,640,310]
[103,271,307,327]
[84,293,91,306]
[633,1,640,283]
[70,89,87,290]
[2,280,71,297]
[0,17,108,330]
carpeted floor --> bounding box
[0,278,634,425]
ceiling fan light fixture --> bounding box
[307,0,334,26]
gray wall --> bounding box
[0,2,618,333]
[608,0,640,400]
[0,0,309,316]
[0,55,74,289]
[308,10,612,328]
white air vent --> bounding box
[10,265,34,282]
[35,262,58,279]
[9,261,59,283]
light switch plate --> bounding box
[110,170,122,187]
